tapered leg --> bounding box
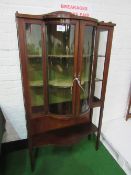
[89,108,93,121]
[96,106,104,150]
[28,141,35,171]
[88,108,93,140]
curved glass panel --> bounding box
[25,23,44,113]
[46,23,75,115]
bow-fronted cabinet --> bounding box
[16,11,115,170]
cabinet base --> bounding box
[32,122,97,147]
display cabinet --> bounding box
[16,11,115,170]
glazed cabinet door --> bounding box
[76,21,96,115]
[45,20,79,116]
[17,19,45,115]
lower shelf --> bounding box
[92,96,102,107]
[32,122,97,147]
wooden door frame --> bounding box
[44,19,79,117]
[75,20,97,117]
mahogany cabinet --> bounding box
[16,11,115,170]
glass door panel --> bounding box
[46,23,75,115]
[80,26,95,113]
[25,23,44,113]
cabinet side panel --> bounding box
[17,18,32,117]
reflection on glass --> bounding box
[25,24,44,113]
[94,81,102,100]
[98,30,108,57]
[46,23,75,115]
[80,26,95,113]
[96,59,105,80]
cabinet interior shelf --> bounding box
[48,55,74,58]
[28,54,94,59]
[28,55,42,59]
[31,95,101,108]
[30,78,89,88]
[48,55,93,58]
[49,79,72,88]
[32,97,89,107]
[30,80,43,87]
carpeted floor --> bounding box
[0,137,126,175]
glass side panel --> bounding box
[96,58,105,80]
[98,30,108,57]
[80,26,95,113]
[96,30,108,80]
[25,23,44,113]
[94,30,108,100]
[94,81,102,100]
[46,23,75,115]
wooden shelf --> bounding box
[91,96,102,108]
[28,54,94,59]
[49,80,88,88]
[30,78,89,88]
[31,95,101,108]
[48,77,89,88]
[48,79,72,88]
[30,80,43,87]
[28,55,42,58]
[30,79,74,88]
[95,78,103,82]
[32,122,97,147]
[97,55,105,58]
[48,54,93,58]
[48,55,74,58]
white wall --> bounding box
[0,0,131,142]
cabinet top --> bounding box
[16,11,116,27]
